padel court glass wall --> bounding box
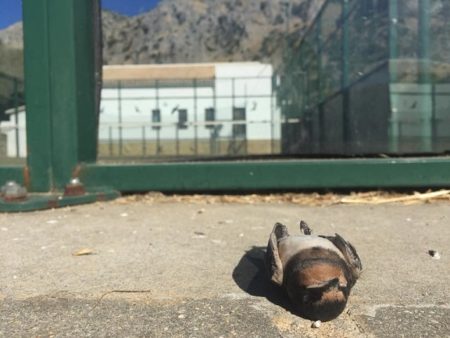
[1,0,450,197]
[279,0,450,156]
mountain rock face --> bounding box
[0,22,23,49]
[102,0,324,66]
[0,0,323,71]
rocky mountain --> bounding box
[0,22,24,79]
[0,0,323,71]
[0,22,23,50]
[102,0,324,66]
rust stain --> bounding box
[64,184,86,196]
[2,196,27,203]
[47,199,58,209]
[71,164,83,179]
[23,166,31,190]
[96,193,106,201]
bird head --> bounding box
[284,253,351,321]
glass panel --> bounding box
[430,0,450,82]
[0,1,25,165]
[282,0,450,156]
[348,0,389,83]
[5,0,448,168]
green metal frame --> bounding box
[23,0,97,192]
[3,0,446,210]
[0,0,117,212]
[79,157,450,192]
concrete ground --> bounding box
[0,195,449,337]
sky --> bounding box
[0,0,161,29]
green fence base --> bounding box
[79,157,450,192]
[0,187,119,213]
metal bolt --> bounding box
[1,181,27,201]
[70,177,81,185]
[64,177,86,196]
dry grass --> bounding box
[113,190,450,206]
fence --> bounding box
[1,73,306,161]
[0,72,25,163]
[279,0,450,156]
[1,0,450,210]
[98,76,286,161]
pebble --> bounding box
[428,250,441,260]
[193,231,206,239]
[311,320,321,328]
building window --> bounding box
[232,107,246,139]
[178,109,188,129]
[152,109,161,130]
[205,108,215,129]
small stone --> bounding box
[72,248,95,256]
[428,250,441,260]
[178,314,185,319]
[311,320,321,328]
[193,231,206,239]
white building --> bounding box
[100,62,281,157]
[1,105,26,158]
[1,62,281,158]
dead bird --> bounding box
[265,221,362,321]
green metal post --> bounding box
[388,0,399,152]
[270,76,275,154]
[155,80,161,155]
[316,13,323,103]
[22,0,52,191]
[118,80,123,157]
[13,78,20,158]
[341,0,350,153]
[418,0,431,83]
[142,126,146,156]
[23,0,97,191]
[109,126,113,156]
[193,79,198,155]
[418,0,432,152]
[341,0,350,89]
[212,80,218,156]
[388,0,398,82]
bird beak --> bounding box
[306,277,346,291]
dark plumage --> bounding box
[265,221,362,321]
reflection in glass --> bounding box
[280,0,450,156]
[2,1,449,163]
[0,3,25,165]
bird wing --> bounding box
[320,233,363,284]
[265,223,289,285]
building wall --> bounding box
[1,62,282,158]
[99,63,280,143]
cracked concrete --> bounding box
[1,197,449,337]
